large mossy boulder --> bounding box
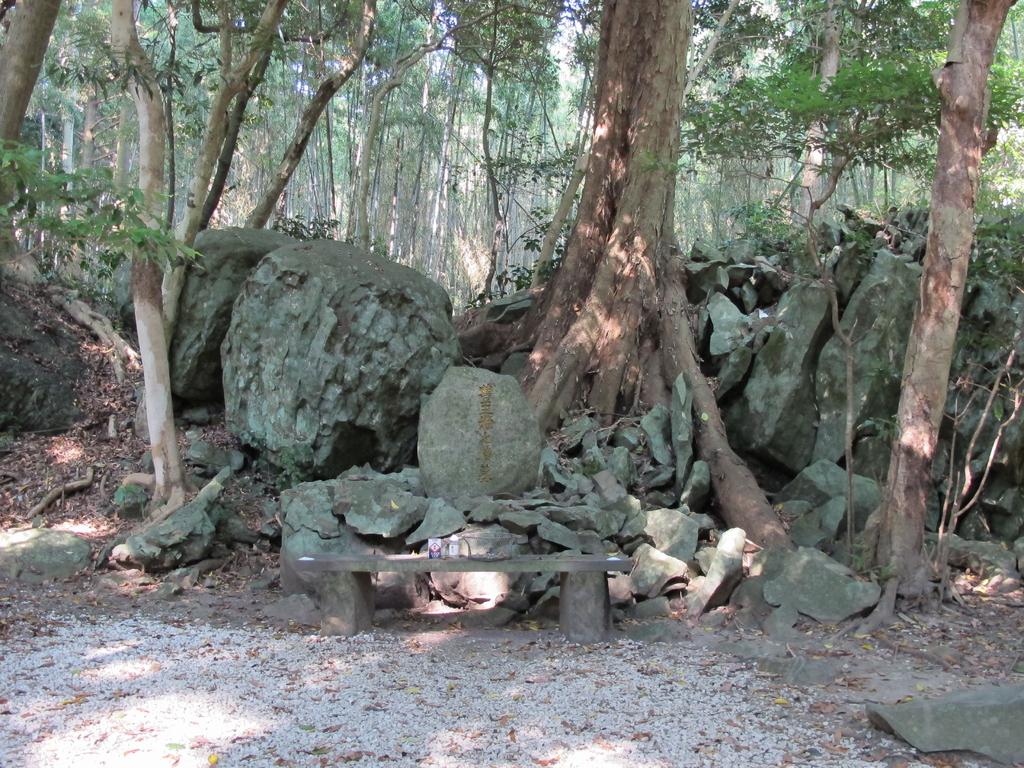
[170,228,298,402]
[223,242,461,480]
[813,254,919,464]
[0,528,91,582]
[418,367,542,497]
[0,288,83,432]
[726,282,832,473]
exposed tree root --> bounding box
[28,466,95,517]
[49,289,139,384]
[144,466,229,526]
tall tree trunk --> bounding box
[114,99,132,189]
[0,0,62,278]
[354,33,444,251]
[0,0,61,141]
[428,61,461,275]
[871,0,1014,595]
[247,0,376,229]
[480,38,506,299]
[81,95,98,169]
[161,0,288,334]
[111,0,187,510]
[200,46,273,229]
[520,0,790,549]
[794,0,841,224]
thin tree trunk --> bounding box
[80,96,98,169]
[795,0,841,224]
[162,0,288,334]
[872,0,1014,595]
[0,0,62,276]
[111,0,187,510]
[530,149,587,286]
[480,39,506,299]
[353,28,454,250]
[200,46,273,229]
[247,0,376,229]
[428,61,461,272]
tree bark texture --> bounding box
[0,0,62,274]
[0,0,62,142]
[246,0,376,229]
[111,0,187,507]
[795,0,841,224]
[873,0,1015,594]
[522,0,692,427]
[200,46,273,229]
[517,0,790,549]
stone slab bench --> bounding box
[284,552,633,643]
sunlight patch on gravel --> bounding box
[0,614,914,768]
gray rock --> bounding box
[670,375,694,492]
[694,545,715,575]
[418,367,541,497]
[264,593,320,626]
[679,461,711,512]
[607,446,636,487]
[644,508,700,562]
[937,533,1021,582]
[113,483,150,520]
[0,528,91,582]
[775,460,881,532]
[725,282,832,473]
[405,499,465,544]
[543,454,594,496]
[867,685,1024,765]
[537,519,582,550]
[715,347,753,401]
[631,543,689,598]
[629,596,672,620]
[484,290,533,323]
[1015,537,1024,572]
[497,508,547,533]
[464,497,506,524]
[763,547,881,623]
[641,404,673,466]
[611,425,643,451]
[592,470,628,505]
[762,603,801,641]
[814,254,919,464]
[559,415,597,452]
[544,505,624,540]
[336,480,428,538]
[687,528,746,616]
[0,291,83,432]
[578,445,608,476]
[789,497,847,549]
[170,228,297,402]
[639,463,675,490]
[185,431,245,474]
[708,293,750,356]
[223,241,460,480]
[112,470,231,571]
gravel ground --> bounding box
[0,612,941,768]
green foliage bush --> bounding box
[1,141,195,279]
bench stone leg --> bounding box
[320,572,375,636]
[559,571,610,643]
[280,552,302,595]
